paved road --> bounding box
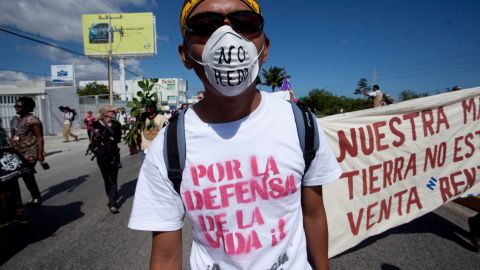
[2,130,478,269]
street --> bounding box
[2,130,479,270]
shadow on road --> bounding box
[41,175,89,202]
[381,263,401,270]
[117,178,137,208]
[335,212,477,258]
[45,150,63,157]
[0,201,84,265]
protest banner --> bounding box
[319,87,480,257]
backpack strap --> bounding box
[163,109,186,194]
[288,101,319,176]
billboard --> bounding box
[82,12,156,57]
[51,65,74,83]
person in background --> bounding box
[127,110,140,155]
[116,107,129,135]
[451,85,462,91]
[140,104,167,161]
[59,106,79,142]
[10,96,44,207]
[454,197,480,251]
[0,119,26,228]
[363,84,383,108]
[197,90,205,102]
[162,106,172,122]
[128,0,341,269]
[1,120,27,263]
[180,103,189,110]
[92,105,122,214]
[83,111,96,141]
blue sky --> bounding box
[0,0,479,99]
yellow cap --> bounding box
[180,0,261,36]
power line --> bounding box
[0,26,144,78]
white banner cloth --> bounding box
[319,87,480,257]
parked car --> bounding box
[88,23,111,44]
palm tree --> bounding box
[261,66,289,92]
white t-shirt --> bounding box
[128,91,342,269]
[64,112,73,125]
[117,112,128,125]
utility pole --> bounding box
[98,14,122,105]
[119,58,126,101]
[372,67,379,85]
[72,60,76,88]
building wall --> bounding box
[44,87,79,135]
[0,83,78,136]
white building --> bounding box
[78,78,188,109]
[0,80,79,135]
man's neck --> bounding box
[194,86,262,123]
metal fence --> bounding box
[78,96,128,128]
[0,95,42,132]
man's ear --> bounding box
[178,42,193,69]
[260,35,270,64]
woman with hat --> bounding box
[92,105,122,214]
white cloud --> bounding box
[0,0,153,83]
[10,45,144,82]
[0,0,154,42]
[0,71,31,84]
[157,34,170,42]
[124,59,143,76]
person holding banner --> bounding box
[363,84,383,108]
[128,0,342,269]
[455,197,480,251]
[0,120,28,228]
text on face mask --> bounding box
[213,45,250,87]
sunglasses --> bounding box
[184,10,264,38]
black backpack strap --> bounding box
[163,109,186,194]
[289,101,319,176]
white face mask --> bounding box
[188,25,264,97]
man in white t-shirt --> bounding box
[363,84,383,108]
[128,1,342,269]
[116,107,129,135]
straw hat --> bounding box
[99,105,118,116]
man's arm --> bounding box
[302,185,329,270]
[150,230,182,270]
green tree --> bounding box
[261,66,289,92]
[124,78,159,146]
[302,88,370,116]
[398,89,429,101]
[77,82,109,97]
[354,78,371,96]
